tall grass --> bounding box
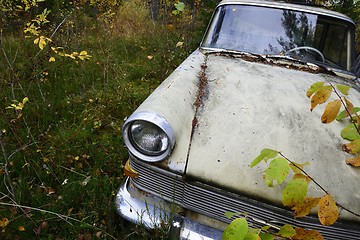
[0,0,208,239]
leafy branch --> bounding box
[277,151,360,218]
[307,82,360,167]
[224,82,360,239]
[223,148,358,240]
[330,84,360,134]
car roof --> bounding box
[218,0,355,24]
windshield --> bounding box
[201,4,355,71]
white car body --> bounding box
[116,1,360,239]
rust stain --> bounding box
[214,52,336,75]
[185,57,209,174]
[194,63,209,109]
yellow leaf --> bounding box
[39,38,46,50]
[22,97,29,105]
[34,38,39,45]
[74,156,80,161]
[292,197,320,218]
[79,51,88,56]
[344,97,354,118]
[345,155,360,167]
[306,82,324,98]
[18,226,25,231]
[318,194,338,226]
[15,102,24,110]
[0,217,9,227]
[176,41,184,47]
[166,24,174,31]
[342,139,360,155]
[293,227,324,240]
[310,86,332,111]
[49,57,56,62]
[123,160,138,178]
[289,161,310,174]
[321,99,341,124]
[292,173,312,183]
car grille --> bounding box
[130,158,360,239]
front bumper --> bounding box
[115,177,223,240]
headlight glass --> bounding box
[122,112,176,162]
[130,120,169,156]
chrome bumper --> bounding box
[115,177,223,240]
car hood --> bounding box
[131,50,360,221]
[184,52,360,221]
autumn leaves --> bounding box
[307,81,360,167]
[250,149,340,227]
[223,81,359,239]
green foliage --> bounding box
[172,1,185,15]
[232,81,360,239]
[282,178,308,207]
[307,82,360,165]
[337,107,360,121]
[223,218,248,240]
[0,0,207,238]
[341,123,360,140]
[278,224,296,238]
[264,158,290,187]
[250,148,278,168]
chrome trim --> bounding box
[129,157,360,240]
[217,0,354,24]
[116,177,223,240]
[122,112,176,162]
[115,178,170,229]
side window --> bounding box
[313,23,324,50]
[323,25,347,67]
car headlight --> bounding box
[122,112,175,162]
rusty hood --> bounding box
[184,53,360,221]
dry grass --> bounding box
[111,0,156,39]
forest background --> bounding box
[0,0,359,239]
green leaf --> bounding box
[306,82,324,98]
[259,233,274,240]
[174,2,185,12]
[264,158,290,187]
[223,218,249,240]
[278,224,296,238]
[244,232,260,240]
[282,178,308,207]
[336,107,360,121]
[250,149,278,168]
[341,124,360,141]
[336,84,351,95]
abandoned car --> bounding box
[116,0,360,239]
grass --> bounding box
[0,0,210,239]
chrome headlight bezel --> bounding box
[122,112,176,162]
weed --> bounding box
[0,0,213,239]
